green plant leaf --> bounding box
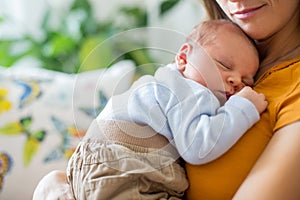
[0,40,21,66]
[79,34,113,72]
[42,34,77,57]
[1,0,158,74]
[120,7,147,27]
[160,0,180,16]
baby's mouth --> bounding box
[214,90,227,99]
[216,91,231,99]
[225,92,232,100]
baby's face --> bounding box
[205,29,259,98]
[177,28,259,101]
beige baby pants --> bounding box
[66,120,189,200]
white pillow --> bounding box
[0,60,135,200]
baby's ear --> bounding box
[179,43,192,59]
[176,43,192,72]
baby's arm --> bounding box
[169,88,267,165]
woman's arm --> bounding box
[233,121,300,200]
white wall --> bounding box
[0,0,76,40]
[146,0,206,63]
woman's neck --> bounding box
[255,15,300,79]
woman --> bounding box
[33,1,300,199]
[186,0,300,199]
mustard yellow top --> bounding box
[185,56,300,200]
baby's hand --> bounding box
[235,86,268,114]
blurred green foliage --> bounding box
[0,0,179,75]
[160,0,180,16]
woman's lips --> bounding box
[231,5,264,20]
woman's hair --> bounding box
[202,0,228,20]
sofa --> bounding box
[0,60,136,200]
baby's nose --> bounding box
[228,77,244,93]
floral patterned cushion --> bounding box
[0,60,135,199]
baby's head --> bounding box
[176,19,259,99]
